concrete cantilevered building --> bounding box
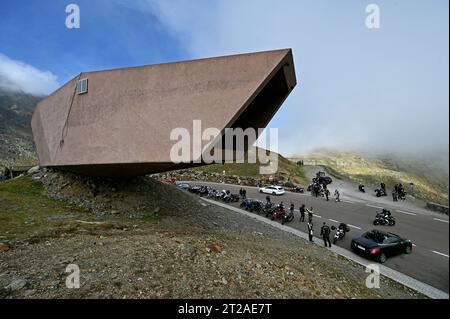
[31,49,297,177]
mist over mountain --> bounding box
[295,146,449,184]
[294,145,449,205]
[0,84,42,164]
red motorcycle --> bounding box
[270,205,287,221]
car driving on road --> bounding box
[351,229,412,263]
[259,185,285,195]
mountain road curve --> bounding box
[181,181,449,294]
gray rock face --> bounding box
[5,278,27,291]
[27,166,40,175]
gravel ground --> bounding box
[0,169,423,298]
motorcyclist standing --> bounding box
[299,204,306,222]
[307,222,314,242]
[289,203,295,215]
[320,222,332,248]
[313,183,319,197]
[306,207,314,223]
[392,191,398,202]
[324,187,330,201]
[334,189,341,202]
[398,184,405,200]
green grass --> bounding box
[0,176,159,244]
[318,165,344,180]
[0,156,38,168]
[192,150,308,186]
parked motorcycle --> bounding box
[240,199,264,213]
[263,203,276,217]
[240,198,254,210]
[397,189,406,201]
[215,190,227,200]
[291,186,305,193]
[281,211,294,224]
[270,205,287,221]
[331,223,351,244]
[223,192,239,203]
[250,200,265,213]
[206,189,217,198]
[374,188,387,197]
[198,186,211,197]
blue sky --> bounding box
[0,0,448,155]
[0,0,187,83]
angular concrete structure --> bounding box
[31,49,297,177]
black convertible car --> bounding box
[351,230,412,263]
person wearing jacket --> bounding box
[306,207,314,223]
[307,222,314,242]
[320,222,332,248]
[299,204,306,222]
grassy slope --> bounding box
[0,156,38,167]
[0,176,158,244]
[192,150,308,186]
[292,152,449,206]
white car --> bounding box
[259,185,285,195]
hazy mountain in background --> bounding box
[292,148,449,205]
[0,86,42,165]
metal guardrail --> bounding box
[426,202,449,215]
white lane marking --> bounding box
[329,219,339,223]
[202,197,449,299]
[348,224,362,230]
[396,210,417,216]
[342,200,355,204]
[366,204,383,209]
[315,215,322,218]
[431,251,449,258]
[433,218,449,224]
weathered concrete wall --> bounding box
[31,49,297,177]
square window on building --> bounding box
[76,78,88,94]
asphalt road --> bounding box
[186,181,449,293]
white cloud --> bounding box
[119,0,450,156]
[0,53,59,96]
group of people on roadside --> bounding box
[393,183,406,201]
[263,194,337,248]
[309,182,341,202]
[297,204,333,248]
